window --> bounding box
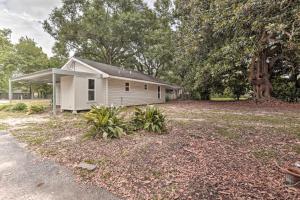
[144,84,148,90]
[125,82,130,91]
[158,86,161,99]
[88,79,95,101]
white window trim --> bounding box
[125,82,130,92]
[88,78,96,102]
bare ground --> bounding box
[2,100,300,200]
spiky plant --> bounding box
[132,106,166,134]
[84,106,127,139]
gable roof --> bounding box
[75,57,167,85]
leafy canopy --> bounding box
[43,0,175,77]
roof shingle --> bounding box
[76,58,167,85]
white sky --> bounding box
[0,0,156,57]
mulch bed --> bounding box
[11,100,300,199]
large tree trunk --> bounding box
[249,50,273,100]
[249,31,280,100]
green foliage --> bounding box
[0,28,62,98]
[11,103,27,112]
[27,105,45,115]
[272,77,297,102]
[0,104,13,111]
[43,0,175,78]
[15,37,49,74]
[84,106,127,139]
[0,29,15,91]
[175,0,300,101]
[132,106,166,133]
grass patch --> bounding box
[210,97,248,101]
[151,169,163,179]
[0,104,13,111]
[101,171,112,180]
[0,111,25,119]
[0,123,7,130]
[84,158,110,166]
[39,148,58,156]
[215,127,240,140]
[252,148,278,161]
[286,126,300,138]
[292,145,300,154]
[16,134,49,145]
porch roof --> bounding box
[11,68,102,83]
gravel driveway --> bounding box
[0,131,119,200]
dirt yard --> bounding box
[1,100,300,199]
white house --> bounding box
[10,57,180,114]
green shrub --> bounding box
[0,104,13,111]
[84,106,127,139]
[132,106,167,133]
[11,103,27,112]
[27,105,45,114]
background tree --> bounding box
[15,37,49,74]
[14,37,51,98]
[174,0,300,101]
[0,29,16,92]
[0,29,59,98]
[43,0,175,78]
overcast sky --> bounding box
[0,0,156,56]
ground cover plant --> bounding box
[11,102,27,112]
[84,106,127,139]
[2,100,300,199]
[85,105,167,139]
[27,104,46,114]
[132,106,166,133]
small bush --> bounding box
[27,105,45,114]
[131,106,166,133]
[84,106,127,139]
[0,104,13,111]
[11,103,27,112]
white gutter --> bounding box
[11,68,102,82]
[108,75,173,87]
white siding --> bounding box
[74,76,106,110]
[55,83,61,105]
[62,60,97,73]
[107,78,165,106]
[60,76,75,110]
[59,58,167,110]
[62,58,108,77]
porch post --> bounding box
[52,72,56,115]
[8,78,12,103]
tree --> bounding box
[14,37,51,98]
[0,29,16,92]
[132,0,175,77]
[174,0,300,101]
[15,37,49,74]
[43,0,175,78]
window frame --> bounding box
[125,82,130,92]
[88,79,96,102]
[158,85,161,99]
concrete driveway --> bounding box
[0,131,119,200]
[0,100,9,104]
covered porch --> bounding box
[9,68,100,115]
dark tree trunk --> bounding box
[249,50,273,100]
[249,31,280,100]
[29,85,33,99]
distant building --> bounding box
[0,90,30,100]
